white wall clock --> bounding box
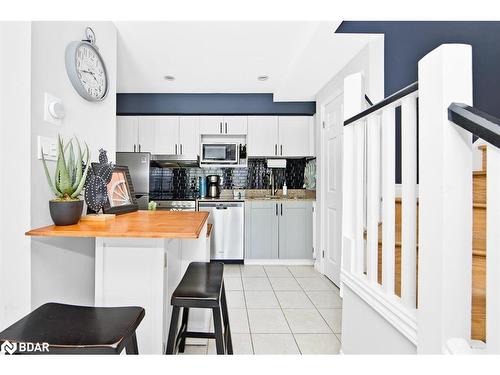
[65,27,108,102]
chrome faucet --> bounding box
[270,171,279,196]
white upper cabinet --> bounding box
[117,116,139,152]
[199,116,224,135]
[179,116,200,156]
[199,116,248,135]
[223,116,248,135]
[137,116,157,153]
[154,116,179,155]
[247,116,279,157]
[278,116,312,157]
[117,116,199,155]
[247,116,313,157]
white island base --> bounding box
[94,223,209,354]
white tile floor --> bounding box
[182,264,342,355]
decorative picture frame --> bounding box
[91,164,138,215]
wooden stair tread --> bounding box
[393,198,485,207]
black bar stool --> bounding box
[165,262,232,355]
[0,303,145,354]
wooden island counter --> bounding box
[27,210,211,354]
[26,210,209,239]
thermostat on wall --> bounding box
[44,92,65,125]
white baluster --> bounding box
[342,72,365,276]
[366,114,381,284]
[381,107,396,296]
[354,120,366,275]
[487,145,500,353]
[401,96,418,309]
[342,123,355,274]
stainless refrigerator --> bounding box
[116,152,151,209]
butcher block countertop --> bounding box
[26,211,210,239]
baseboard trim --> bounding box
[244,259,315,266]
[341,270,418,345]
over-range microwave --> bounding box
[201,143,239,164]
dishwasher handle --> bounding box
[199,202,244,209]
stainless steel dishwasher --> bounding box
[198,201,244,261]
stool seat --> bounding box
[0,303,145,354]
[166,262,232,355]
[172,262,224,308]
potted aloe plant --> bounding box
[41,135,90,226]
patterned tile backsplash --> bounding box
[150,158,314,195]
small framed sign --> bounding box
[91,164,139,215]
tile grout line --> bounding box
[265,266,302,355]
[234,265,341,354]
[272,267,302,355]
[240,265,255,355]
[289,267,338,339]
[290,268,344,352]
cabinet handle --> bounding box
[275,144,277,155]
[281,203,283,216]
[133,144,136,152]
[180,144,183,154]
[175,144,178,155]
[138,144,141,152]
[280,145,283,155]
[275,203,278,216]
[220,122,223,134]
[225,122,228,133]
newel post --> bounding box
[417,44,473,353]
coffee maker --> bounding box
[206,175,221,198]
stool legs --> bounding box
[125,332,139,355]
[220,283,233,354]
[166,306,181,354]
[178,307,190,353]
[212,307,225,354]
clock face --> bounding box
[75,43,107,100]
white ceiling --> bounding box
[115,21,378,101]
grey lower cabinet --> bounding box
[245,201,279,259]
[245,200,313,260]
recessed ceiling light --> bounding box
[257,75,269,81]
[164,75,175,81]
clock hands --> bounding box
[80,69,99,84]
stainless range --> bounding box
[150,193,197,211]
[156,200,196,211]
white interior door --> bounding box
[322,95,343,285]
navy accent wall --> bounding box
[338,21,500,183]
[117,93,316,116]
[337,21,500,119]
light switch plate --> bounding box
[38,136,58,161]
[44,92,63,125]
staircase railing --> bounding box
[342,44,500,354]
[342,75,419,344]
[446,104,500,354]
